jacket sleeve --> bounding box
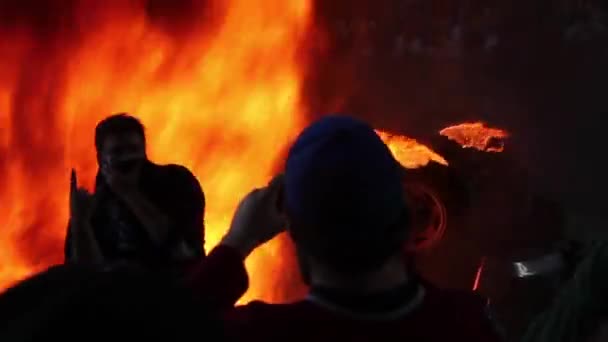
[164,165,206,257]
[185,245,248,311]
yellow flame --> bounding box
[0,0,311,305]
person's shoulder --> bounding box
[229,300,313,321]
[423,288,505,340]
[149,163,202,190]
[233,300,295,313]
[153,163,197,181]
[224,300,317,339]
[423,287,489,316]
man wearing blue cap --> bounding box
[188,116,503,341]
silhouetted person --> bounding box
[65,113,205,274]
[522,241,608,342]
[188,116,503,341]
[0,264,223,342]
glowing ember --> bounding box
[377,130,448,169]
[472,257,486,291]
[439,122,509,152]
[0,0,311,304]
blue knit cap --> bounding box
[284,115,407,247]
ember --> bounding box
[472,257,486,291]
[439,122,509,152]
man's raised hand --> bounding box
[70,169,95,223]
[221,174,287,258]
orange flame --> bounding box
[439,122,509,152]
[0,2,508,304]
[376,130,448,169]
[0,0,311,303]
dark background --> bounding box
[308,0,608,235]
[306,3,607,336]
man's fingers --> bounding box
[249,188,263,197]
[70,169,77,194]
[267,173,284,190]
[87,194,98,216]
[263,174,284,199]
[246,175,285,213]
[266,174,285,212]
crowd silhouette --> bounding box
[0,113,605,342]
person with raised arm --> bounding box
[188,115,504,341]
[66,113,205,274]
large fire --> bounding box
[0,0,310,303]
[0,1,507,304]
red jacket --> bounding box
[188,246,504,342]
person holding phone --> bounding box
[187,116,503,341]
[65,113,205,273]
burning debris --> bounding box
[377,121,510,170]
[375,122,513,255]
[439,122,509,153]
[376,130,448,169]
